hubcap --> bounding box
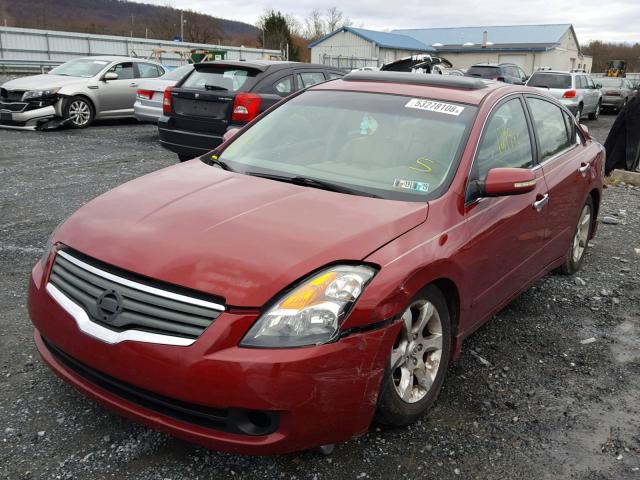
[69,100,91,126]
[572,204,591,263]
[390,300,443,403]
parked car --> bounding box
[29,72,603,455]
[134,64,194,123]
[598,77,637,112]
[526,70,602,120]
[0,56,165,130]
[465,63,529,84]
[158,61,344,161]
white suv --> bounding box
[525,71,602,120]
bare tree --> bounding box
[303,9,325,41]
[325,7,343,33]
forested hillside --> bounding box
[0,0,259,46]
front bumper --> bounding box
[0,104,57,129]
[28,261,398,454]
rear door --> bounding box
[98,62,137,112]
[168,64,260,134]
[462,95,549,325]
[524,95,590,264]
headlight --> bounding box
[22,88,60,101]
[241,265,377,348]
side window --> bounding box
[138,63,162,78]
[108,62,134,80]
[297,72,326,88]
[474,97,534,183]
[273,76,293,97]
[587,77,595,89]
[527,97,573,161]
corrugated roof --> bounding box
[392,24,572,49]
[308,27,435,52]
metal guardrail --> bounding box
[0,58,63,73]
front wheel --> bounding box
[560,196,594,275]
[375,285,452,426]
[64,96,94,129]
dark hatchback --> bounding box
[158,61,344,160]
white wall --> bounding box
[311,31,378,64]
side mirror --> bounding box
[103,72,119,81]
[595,83,602,89]
[484,168,537,196]
[222,127,241,143]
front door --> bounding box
[97,62,137,113]
[462,95,549,326]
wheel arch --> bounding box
[63,93,97,115]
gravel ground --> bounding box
[1,114,639,480]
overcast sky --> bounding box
[135,0,639,43]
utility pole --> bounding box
[180,10,184,41]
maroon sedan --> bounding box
[28,72,604,455]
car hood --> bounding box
[2,74,89,91]
[55,160,429,307]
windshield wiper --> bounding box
[244,172,382,198]
[208,156,235,172]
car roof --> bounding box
[312,71,511,106]
[75,55,160,63]
[532,70,585,76]
[469,63,516,68]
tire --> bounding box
[375,285,452,427]
[178,154,193,162]
[575,104,583,121]
[560,196,594,275]
[63,96,94,129]
[588,102,600,120]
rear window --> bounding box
[218,90,477,201]
[599,78,624,88]
[181,66,257,92]
[527,73,571,89]
[467,66,500,78]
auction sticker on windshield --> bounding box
[405,99,464,116]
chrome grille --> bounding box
[0,101,27,112]
[48,250,224,342]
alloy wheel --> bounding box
[390,299,443,403]
[572,204,591,263]
[68,100,91,126]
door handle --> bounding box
[578,163,591,176]
[533,194,549,212]
[129,82,138,87]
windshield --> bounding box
[599,78,624,88]
[181,66,257,91]
[217,90,477,201]
[49,58,110,78]
[161,64,193,81]
[527,73,571,89]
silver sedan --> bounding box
[133,64,193,123]
[0,56,165,130]
[599,77,637,111]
